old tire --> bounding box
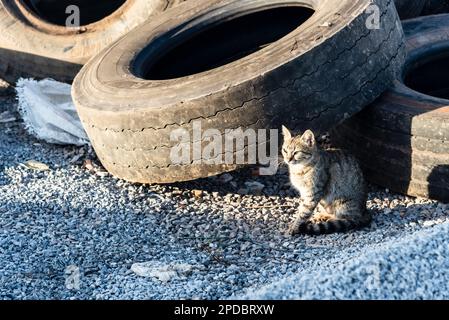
[0,0,184,83]
[421,0,449,15]
[332,14,449,202]
[73,0,405,184]
[394,0,426,19]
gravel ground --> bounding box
[237,221,449,299]
[1,93,448,300]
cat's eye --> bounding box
[294,151,307,158]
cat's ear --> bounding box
[282,125,292,140]
[301,130,315,148]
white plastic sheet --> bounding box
[16,78,89,146]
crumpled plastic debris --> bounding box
[130,261,195,282]
[16,78,89,146]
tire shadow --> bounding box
[428,165,449,203]
[0,48,81,84]
[169,165,296,198]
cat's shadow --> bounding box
[171,164,296,198]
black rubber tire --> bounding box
[332,14,449,202]
[394,0,426,19]
[0,0,184,84]
[421,0,449,15]
[73,0,405,184]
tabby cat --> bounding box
[281,126,371,236]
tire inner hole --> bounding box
[22,0,127,26]
[139,6,315,80]
[405,52,449,100]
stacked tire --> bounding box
[394,0,425,19]
[0,0,185,83]
[421,0,449,15]
[332,14,449,202]
[72,0,405,184]
[394,0,449,18]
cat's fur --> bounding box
[281,126,371,236]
